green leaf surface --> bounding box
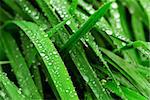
[61,2,112,52]
[3,21,78,100]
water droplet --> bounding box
[53,51,57,55]
[25,7,29,11]
[66,21,71,25]
[30,43,34,47]
[84,75,89,82]
[112,2,118,9]
[102,88,105,91]
[122,42,126,46]
[114,13,120,19]
[44,34,48,37]
[40,52,45,57]
[0,91,6,97]
[45,78,48,82]
[106,30,113,35]
[35,15,39,20]
[65,89,69,93]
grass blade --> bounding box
[61,2,112,52]
[0,30,42,99]
[4,21,79,100]
[0,71,25,100]
[100,47,150,98]
[105,81,147,100]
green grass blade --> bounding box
[0,71,25,100]
[121,0,149,27]
[69,0,78,15]
[0,31,42,99]
[2,0,29,19]
[5,21,79,100]
[47,16,73,37]
[70,46,111,100]
[34,1,111,99]
[61,2,112,52]
[105,81,147,100]
[32,64,44,98]
[85,34,127,99]
[100,47,150,98]
[131,15,146,41]
[14,0,49,30]
[138,0,150,29]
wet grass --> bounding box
[0,0,150,100]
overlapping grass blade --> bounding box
[120,0,149,27]
[138,0,150,29]
[84,34,127,99]
[61,2,111,52]
[47,16,73,37]
[105,81,147,100]
[3,21,79,100]
[100,47,150,98]
[0,31,42,99]
[14,0,49,30]
[0,71,25,100]
[2,0,29,19]
[36,0,111,99]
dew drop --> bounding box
[66,21,71,25]
[106,30,113,35]
[112,2,118,9]
[53,51,57,55]
[35,15,39,20]
[44,34,48,37]
[84,75,89,82]
[0,91,5,97]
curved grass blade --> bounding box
[0,31,42,99]
[19,31,44,98]
[105,81,147,100]
[61,2,112,52]
[4,21,79,100]
[20,16,72,67]
[85,34,127,99]
[0,71,25,100]
[70,45,111,100]
[34,1,111,99]
[100,47,150,98]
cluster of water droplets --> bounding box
[17,1,39,20]
[17,0,48,31]
[0,72,25,98]
[50,0,70,22]
[78,0,95,14]
[0,89,9,100]
[138,47,150,59]
[26,24,78,98]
